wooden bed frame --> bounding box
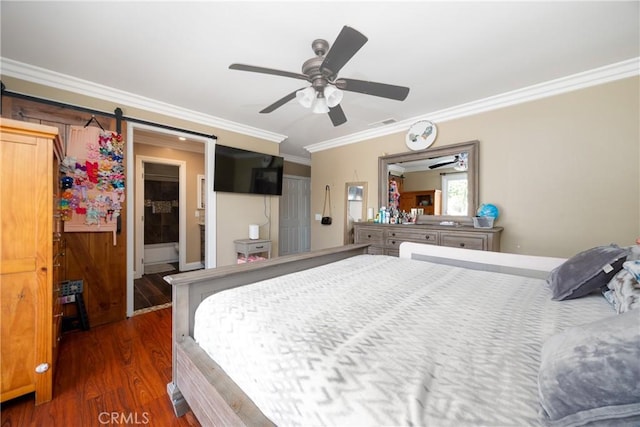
[164,242,565,426]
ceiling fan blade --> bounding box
[336,78,410,101]
[328,104,347,127]
[429,159,458,169]
[320,26,368,78]
[259,89,304,113]
[229,64,310,82]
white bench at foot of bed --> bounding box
[399,242,566,278]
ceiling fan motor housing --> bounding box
[302,42,334,92]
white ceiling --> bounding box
[1,1,638,160]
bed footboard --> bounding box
[174,337,273,426]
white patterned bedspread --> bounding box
[194,254,614,427]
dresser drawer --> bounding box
[356,228,384,245]
[386,228,438,244]
[440,233,486,250]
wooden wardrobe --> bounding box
[1,118,63,404]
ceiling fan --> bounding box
[429,153,468,171]
[229,26,410,126]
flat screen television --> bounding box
[214,144,284,196]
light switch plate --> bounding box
[315,213,322,221]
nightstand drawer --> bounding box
[440,233,486,250]
[243,241,270,252]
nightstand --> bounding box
[234,238,272,262]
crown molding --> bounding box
[3,56,637,154]
[305,57,640,153]
[0,58,287,144]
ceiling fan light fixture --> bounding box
[296,87,315,108]
[324,84,343,108]
[312,96,329,114]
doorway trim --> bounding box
[126,122,216,318]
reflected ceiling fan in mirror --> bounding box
[229,26,410,126]
[429,152,468,171]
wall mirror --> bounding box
[344,182,368,244]
[378,140,479,223]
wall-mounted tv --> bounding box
[213,144,284,196]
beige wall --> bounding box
[213,138,281,266]
[2,77,281,267]
[5,75,638,259]
[403,169,444,192]
[311,77,640,258]
[284,160,311,177]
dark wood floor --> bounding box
[133,264,176,311]
[0,308,200,427]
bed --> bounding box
[164,242,640,427]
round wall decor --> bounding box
[406,120,437,150]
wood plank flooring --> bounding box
[133,265,176,311]
[0,308,200,427]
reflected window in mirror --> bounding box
[441,172,468,215]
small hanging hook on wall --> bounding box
[84,115,105,131]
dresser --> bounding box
[354,222,502,256]
[0,118,63,405]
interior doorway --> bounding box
[142,162,180,274]
[125,123,215,318]
[135,156,187,278]
[133,162,179,312]
[134,157,185,313]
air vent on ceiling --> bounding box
[369,118,397,127]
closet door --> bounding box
[279,176,310,255]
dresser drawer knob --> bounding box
[391,232,396,237]
[367,234,372,238]
[391,240,396,245]
[459,243,466,247]
[425,235,430,240]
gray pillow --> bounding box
[625,244,640,261]
[547,245,627,300]
[538,309,640,426]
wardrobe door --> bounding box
[0,118,57,404]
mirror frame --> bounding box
[378,140,479,225]
[344,181,368,244]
